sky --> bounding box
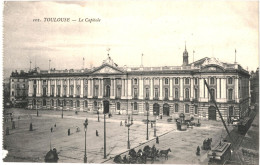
[2,0,259,78]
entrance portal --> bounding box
[163,103,170,116]
[208,106,216,120]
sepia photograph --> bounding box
[2,0,259,164]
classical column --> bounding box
[98,79,102,98]
[150,78,153,100]
[217,78,221,99]
[80,79,84,98]
[60,79,63,96]
[159,78,163,100]
[221,78,226,100]
[48,79,51,96]
[190,78,193,100]
[29,80,33,97]
[67,79,70,97]
[122,79,125,97]
[139,78,143,99]
[73,79,76,97]
[180,78,183,101]
[90,79,93,97]
[169,78,173,100]
[127,78,132,99]
[113,79,116,98]
[54,79,57,97]
[111,79,114,98]
[88,79,91,98]
[101,78,103,97]
[205,78,208,99]
[235,77,239,102]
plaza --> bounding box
[3,108,235,164]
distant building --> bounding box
[26,47,250,121]
[9,70,29,108]
[3,78,10,107]
[250,68,259,105]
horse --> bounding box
[113,155,123,164]
[159,148,171,160]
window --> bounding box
[64,100,66,106]
[154,88,159,98]
[175,104,179,112]
[33,87,36,95]
[17,84,20,88]
[210,77,215,85]
[63,87,67,95]
[77,100,80,107]
[105,86,110,97]
[85,101,88,107]
[43,87,47,96]
[134,88,138,98]
[134,102,138,110]
[70,86,74,95]
[95,87,99,97]
[185,78,190,85]
[194,88,198,99]
[51,87,55,95]
[12,91,14,96]
[165,88,168,99]
[117,88,121,97]
[84,87,88,96]
[175,88,179,99]
[22,84,25,88]
[33,99,36,106]
[175,78,179,85]
[94,101,97,107]
[210,88,215,101]
[145,88,149,98]
[57,99,60,106]
[134,78,138,85]
[51,99,54,106]
[194,78,198,85]
[194,106,198,114]
[76,87,80,96]
[185,104,189,113]
[34,80,36,84]
[165,78,169,85]
[228,89,233,100]
[228,77,233,84]
[117,102,120,110]
[145,102,149,111]
[185,88,189,99]
[57,87,61,96]
[70,100,73,107]
[43,99,46,106]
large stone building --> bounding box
[26,48,250,120]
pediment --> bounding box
[92,65,123,74]
[201,57,224,68]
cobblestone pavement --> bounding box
[3,108,234,164]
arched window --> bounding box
[175,78,179,85]
[210,88,215,101]
[210,77,215,85]
[43,99,46,106]
[185,104,189,113]
[134,78,138,85]
[194,106,198,114]
[70,100,73,107]
[70,86,74,95]
[165,88,169,99]
[185,78,189,85]
[175,88,179,99]
[228,89,233,100]
[77,100,80,107]
[194,88,198,99]
[51,87,55,95]
[175,104,179,113]
[77,87,80,96]
[43,87,47,96]
[185,88,189,99]
[63,86,67,96]
[165,78,169,85]
[117,102,120,110]
[134,102,138,110]
[85,100,88,107]
[194,78,198,85]
[84,87,88,97]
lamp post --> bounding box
[146,108,149,140]
[61,100,64,119]
[104,113,106,159]
[83,118,88,163]
[97,110,100,122]
[154,116,157,137]
[36,101,39,117]
[125,115,133,149]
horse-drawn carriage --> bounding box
[202,138,212,150]
[44,148,59,163]
[113,145,171,164]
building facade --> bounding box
[10,70,29,107]
[250,68,259,105]
[27,49,250,120]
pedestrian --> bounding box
[156,136,159,144]
[151,122,153,128]
[68,129,70,136]
[160,114,162,119]
[96,130,99,136]
[30,123,33,131]
[12,121,15,129]
[125,119,127,126]
[120,121,123,126]
[54,123,56,127]
[6,127,9,135]
[51,127,53,132]
[196,146,200,156]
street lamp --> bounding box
[83,118,88,163]
[125,115,133,149]
[146,105,149,140]
[61,100,65,119]
[36,100,39,117]
[154,116,157,137]
[97,109,100,122]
